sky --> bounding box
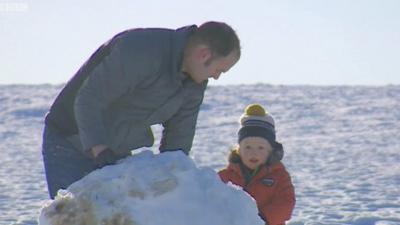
[1,0,399,86]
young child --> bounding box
[219,104,295,225]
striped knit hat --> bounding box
[238,104,276,144]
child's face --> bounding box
[239,137,273,170]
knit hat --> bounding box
[238,104,276,144]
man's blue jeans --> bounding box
[41,125,97,199]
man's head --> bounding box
[182,21,241,84]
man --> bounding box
[42,21,241,199]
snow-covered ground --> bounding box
[0,84,399,225]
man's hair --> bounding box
[189,21,241,58]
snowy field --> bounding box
[0,84,399,225]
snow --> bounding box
[0,84,399,225]
[38,150,262,225]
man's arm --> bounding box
[159,80,208,154]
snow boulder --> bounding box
[38,150,264,225]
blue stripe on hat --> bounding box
[242,119,275,130]
[238,126,276,143]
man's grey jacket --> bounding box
[45,25,207,155]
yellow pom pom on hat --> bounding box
[245,104,266,116]
[240,103,275,128]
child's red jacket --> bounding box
[218,151,295,225]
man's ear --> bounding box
[195,45,212,62]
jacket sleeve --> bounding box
[260,170,296,225]
[74,37,156,152]
[159,80,207,154]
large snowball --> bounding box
[39,150,263,225]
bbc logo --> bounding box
[0,2,29,13]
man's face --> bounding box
[184,47,239,84]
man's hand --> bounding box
[90,144,108,158]
[89,145,119,168]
